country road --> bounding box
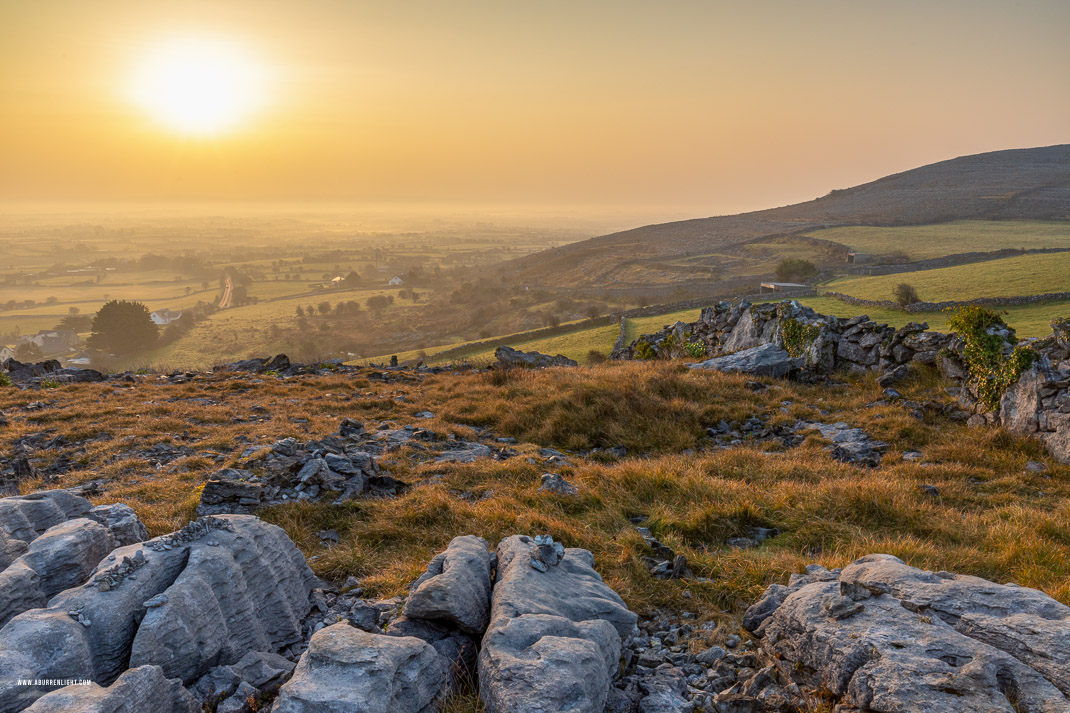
[218,274,234,309]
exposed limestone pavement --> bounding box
[743,554,1070,712]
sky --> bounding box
[1,0,1068,217]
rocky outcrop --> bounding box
[0,519,114,628]
[1,358,104,387]
[495,345,578,369]
[689,344,794,378]
[1000,351,1070,464]
[614,299,954,379]
[0,492,148,628]
[22,666,198,713]
[0,515,315,712]
[743,554,1070,711]
[479,535,637,713]
[402,535,494,635]
[272,623,447,713]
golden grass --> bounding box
[2,360,1067,624]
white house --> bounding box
[150,309,183,326]
[387,274,404,286]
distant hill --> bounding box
[503,144,1070,292]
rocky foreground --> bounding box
[0,484,1067,712]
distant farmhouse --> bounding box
[150,309,183,326]
[17,329,79,356]
[759,282,809,294]
[846,251,874,264]
[387,274,404,286]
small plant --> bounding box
[0,373,10,387]
[264,369,281,377]
[779,316,821,358]
[634,339,657,361]
[684,342,706,358]
[40,378,61,389]
[947,304,1036,411]
[586,349,608,364]
[893,283,920,307]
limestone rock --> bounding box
[23,665,198,713]
[480,614,621,713]
[272,623,447,713]
[0,490,92,545]
[129,516,317,682]
[86,504,148,546]
[402,535,493,635]
[0,515,315,712]
[747,554,1070,711]
[0,519,113,628]
[537,472,579,496]
[495,346,578,368]
[689,344,793,378]
[478,535,637,713]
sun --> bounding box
[129,37,266,136]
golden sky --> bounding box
[2,0,1068,214]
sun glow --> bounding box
[129,37,267,136]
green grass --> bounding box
[807,220,1070,261]
[824,251,1070,303]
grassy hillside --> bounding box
[806,219,1070,261]
[501,144,1070,289]
[825,252,1070,303]
[4,361,1067,622]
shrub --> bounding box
[586,350,608,364]
[634,340,657,360]
[0,373,11,387]
[684,342,706,359]
[775,258,817,282]
[893,283,920,307]
[947,304,1036,411]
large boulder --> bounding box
[745,554,1070,711]
[0,491,92,546]
[23,666,198,713]
[272,623,447,713]
[0,519,114,628]
[0,515,316,712]
[479,535,637,713]
[689,343,793,378]
[495,346,578,369]
[402,535,494,635]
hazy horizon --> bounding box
[3,0,1068,217]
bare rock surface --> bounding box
[0,515,315,713]
[744,554,1070,712]
[0,490,92,546]
[272,623,447,713]
[689,344,794,378]
[495,345,578,368]
[0,519,113,628]
[22,665,198,713]
[478,535,638,713]
[402,535,493,635]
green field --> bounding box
[824,251,1070,303]
[807,220,1070,261]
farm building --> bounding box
[17,329,79,356]
[847,251,875,264]
[150,309,183,326]
[759,282,809,293]
[387,274,404,286]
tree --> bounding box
[57,313,92,332]
[775,259,817,282]
[317,301,331,315]
[893,283,920,307]
[367,295,393,311]
[15,342,43,361]
[295,305,305,317]
[87,300,159,355]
